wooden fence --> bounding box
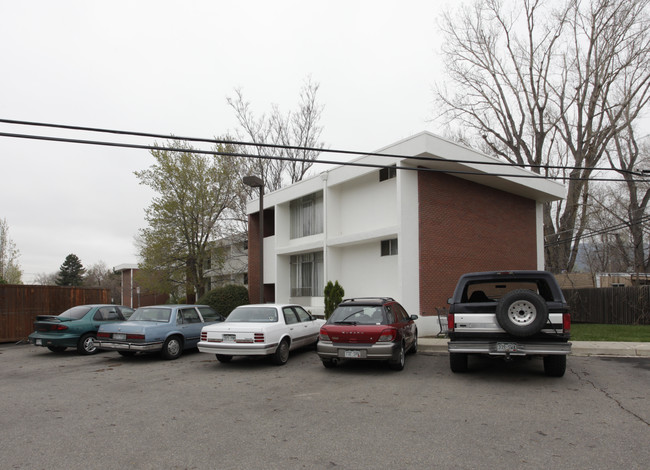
[563,286,650,325]
[0,284,110,343]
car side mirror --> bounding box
[447,298,453,305]
[410,315,419,321]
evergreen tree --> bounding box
[56,254,86,286]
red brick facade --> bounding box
[418,171,537,314]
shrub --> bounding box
[324,280,344,320]
[198,284,249,317]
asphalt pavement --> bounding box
[420,336,650,356]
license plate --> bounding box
[223,334,236,343]
[35,339,42,346]
[113,333,126,341]
[497,342,518,352]
[344,350,361,358]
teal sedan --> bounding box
[28,304,134,355]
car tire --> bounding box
[161,336,183,360]
[495,289,548,337]
[449,352,468,373]
[408,330,418,354]
[272,339,290,366]
[216,354,232,363]
[389,342,405,371]
[543,355,567,377]
[77,333,98,355]
[321,359,337,368]
[118,351,136,357]
[47,346,67,353]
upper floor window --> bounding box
[381,238,398,256]
[290,192,323,239]
[379,165,397,182]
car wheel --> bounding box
[450,352,469,373]
[408,330,418,354]
[47,346,67,353]
[495,289,548,337]
[77,333,98,355]
[272,339,290,366]
[161,336,183,360]
[118,351,136,357]
[321,359,337,368]
[389,342,405,371]
[543,355,566,377]
[216,354,232,363]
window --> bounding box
[290,251,324,297]
[290,192,323,239]
[381,238,398,256]
[379,165,397,182]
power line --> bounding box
[0,118,646,182]
[544,214,650,248]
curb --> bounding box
[419,337,650,357]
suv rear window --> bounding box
[463,280,553,303]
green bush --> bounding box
[324,280,344,320]
[198,284,250,317]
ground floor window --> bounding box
[290,251,324,297]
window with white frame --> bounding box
[381,238,398,256]
[290,192,323,239]
[290,251,324,297]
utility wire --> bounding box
[0,118,645,179]
[0,129,646,183]
[544,214,650,248]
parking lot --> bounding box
[1,343,648,470]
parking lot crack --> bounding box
[570,368,649,426]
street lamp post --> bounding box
[243,175,265,304]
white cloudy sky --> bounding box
[0,0,449,282]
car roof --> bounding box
[338,297,395,306]
[134,304,210,308]
[235,304,302,309]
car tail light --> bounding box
[377,328,397,342]
[97,332,111,338]
[51,324,68,331]
[563,313,571,332]
[447,313,454,332]
[126,334,145,340]
[319,329,331,342]
[201,332,207,341]
[254,333,264,343]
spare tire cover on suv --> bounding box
[495,289,548,337]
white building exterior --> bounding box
[247,132,565,334]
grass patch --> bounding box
[571,323,650,342]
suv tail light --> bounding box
[447,313,454,332]
[377,328,397,342]
[563,313,571,332]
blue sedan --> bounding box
[95,304,224,360]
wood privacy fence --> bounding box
[0,284,110,343]
[563,286,650,325]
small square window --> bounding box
[379,165,397,182]
[381,238,398,256]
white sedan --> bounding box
[198,304,325,365]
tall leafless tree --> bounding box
[436,0,650,272]
[227,77,325,193]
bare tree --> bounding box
[0,217,22,284]
[227,77,325,193]
[33,272,58,285]
[436,0,650,272]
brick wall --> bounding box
[418,171,538,314]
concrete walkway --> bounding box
[419,337,650,357]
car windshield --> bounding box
[226,307,278,323]
[129,307,171,322]
[58,306,92,320]
[329,306,385,325]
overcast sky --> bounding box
[0,0,448,283]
